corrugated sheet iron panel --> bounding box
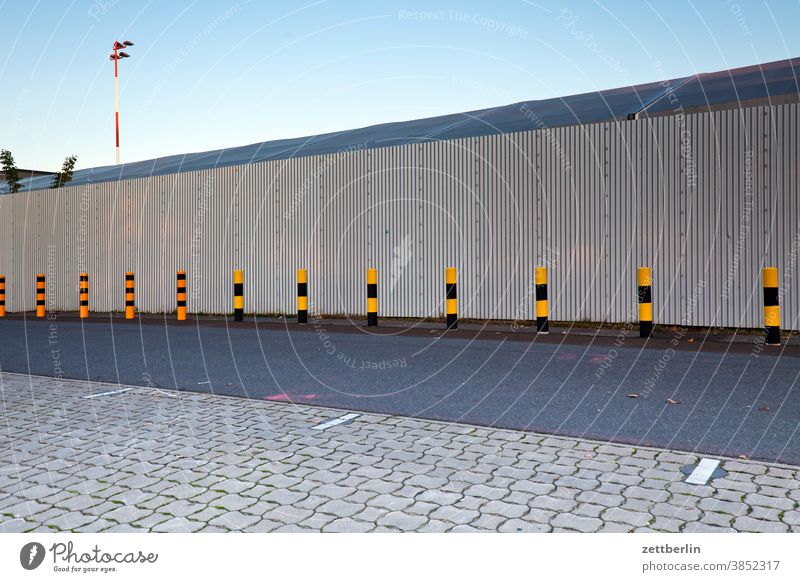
[1,103,797,331]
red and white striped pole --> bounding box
[114,47,120,165]
[109,41,133,165]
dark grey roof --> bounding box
[13,57,800,193]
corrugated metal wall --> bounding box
[2,103,797,330]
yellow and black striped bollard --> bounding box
[177,270,187,321]
[297,269,308,324]
[446,267,457,330]
[36,274,46,318]
[535,266,549,334]
[0,275,5,317]
[233,270,244,322]
[79,273,89,319]
[763,267,780,346]
[125,272,135,319]
[367,268,378,327]
[638,267,652,338]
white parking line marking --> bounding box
[82,388,133,399]
[685,458,721,485]
[311,413,361,430]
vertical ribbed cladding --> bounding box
[672,109,699,330]
[607,117,633,324]
[380,141,409,319]
[481,132,526,322]
[202,167,236,315]
[776,102,799,331]
[554,123,579,323]
[0,189,14,311]
[237,161,261,314]
[2,103,798,330]
[15,182,35,312]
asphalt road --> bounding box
[1,315,798,465]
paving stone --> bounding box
[554,476,599,491]
[470,513,506,530]
[429,506,479,525]
[576,491,624,507]
[603,507,651,527]
[463,484,508,500]
[701,511,733,528]
[711,478,757,494]
[650,516,683,532]
[2,500,49,518]
[732,516,788,533]
[131,512,172,529]
[650,503,700,521]
[44,511,97,531]
[697,498,748,516]
[624,486,669,503]
[101,523,148,533]
[323,518,374,533]
[378,511,427,531]
[263,506,314,524]
[161,483,206,500]
[212,493,257,512]
[2,372,798,536]
[74,518,117,532]
[551,513,602,532]
[748,506,782,521]
[367,494,414,511]
[529,496,576,513]
[317,499,364,518]
[574,503,605,518]
[103,506,152,524]
[417,490,462,506]
[261,489,306,505]
[481,500,528,519]
[764,467,796,479]
[723,461,767,475]
[744,493,794,511]
[151,517,205,532]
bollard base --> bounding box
[639,321,653,339]
[765,326,781,346]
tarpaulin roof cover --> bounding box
[12,57,800,193]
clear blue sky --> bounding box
[1,0,798,171]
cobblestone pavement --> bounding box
[1,372,798,533]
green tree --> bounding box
[0,149,22,193]
[51,155,78,189]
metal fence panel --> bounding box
[1,103,797,331]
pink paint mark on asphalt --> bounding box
[264,394,318,401]
[557,354,577,361]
